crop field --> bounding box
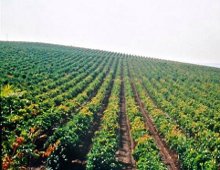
[1,42,220,170]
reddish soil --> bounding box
[29,68,115,170]
[130,80,180,170]
[69,71,116,170]
[35,67,112,151]
[116,70,136,170]
[141,79,207,140]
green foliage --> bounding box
[86,65,121,170]
[124,64,167,169]
[1,42,219,169]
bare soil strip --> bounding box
[140,78,186,132]
[38,66,112,144]
[31,67,116,170]
[70,73,116,170]
[29,67,112,168]
[70,62,121,169]
[130,80,180,170]
[116,68,136,170]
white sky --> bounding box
[1,0,220,67]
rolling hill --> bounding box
[1,41,220,170]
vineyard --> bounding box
[1,41,220,170]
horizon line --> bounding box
[1,39,220,69]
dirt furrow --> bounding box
[130,81,180,170]
[140,77,186,129]
[116,68,136,170]
[70,73,117,170]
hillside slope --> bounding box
[1,41,220,170]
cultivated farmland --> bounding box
[1,42,220,170]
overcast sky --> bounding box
[1,0,220,67]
